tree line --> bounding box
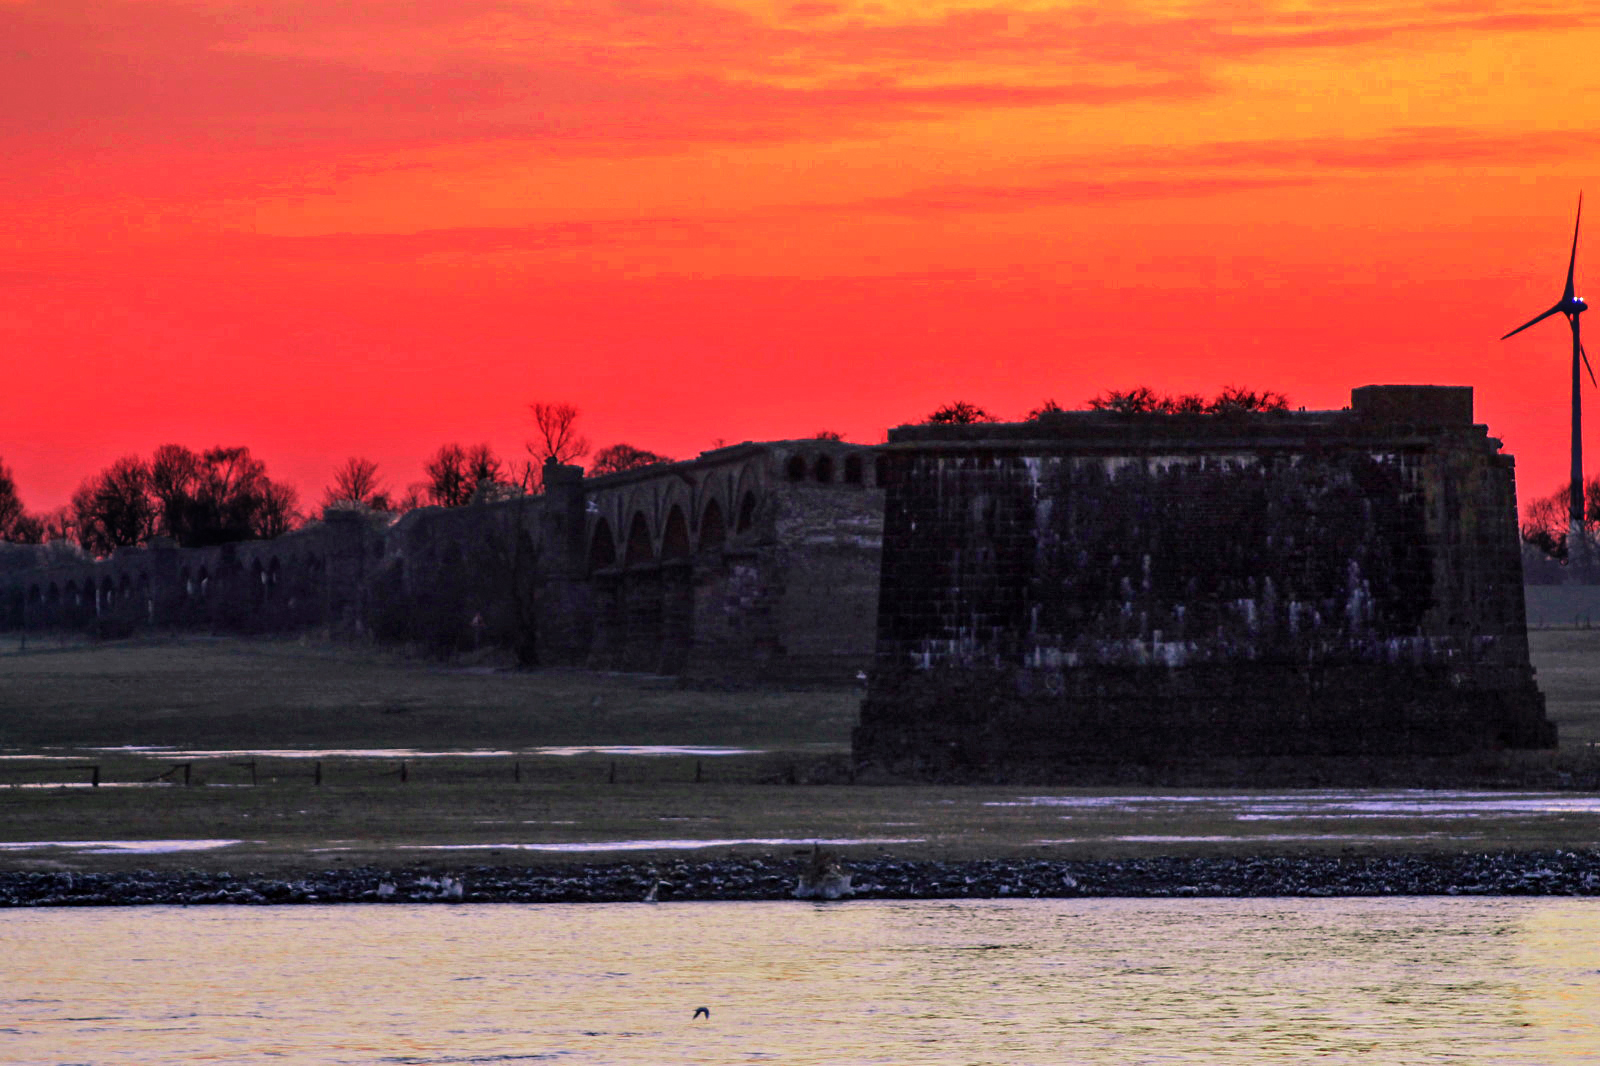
[920,386,1292,425]
[3,391,1303,552]
[0,402,677,555]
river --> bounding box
[5,898,1599,1064]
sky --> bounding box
[3,0,1599,516]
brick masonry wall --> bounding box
[856,391,1554,776]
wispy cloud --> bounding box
[844,175,1312,215]
[9,0,1582,172]
[1062,126,1600,174]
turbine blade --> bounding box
[1566,191,1583,302]
[1501,304,1563,340]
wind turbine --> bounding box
[1502,194,1591,564]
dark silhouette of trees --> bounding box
[813,430,844,441]
[1209,385,1290,413]
[520,402,590,494]
[1026,399,1064,419]
[71,456,157,556]
[1522,476,1600,560]
[0,459,43,543]
[164,446,300,547]
[1087,386,1289,415]
[323,457,390,511]
[68,446,299,554]
[590,443,673,476]
[924,400,998,424]
[528,402,589,466]
[425,444,513,506]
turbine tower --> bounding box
[1502,194,1591,566]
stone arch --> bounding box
[844,454,864,485]
[118,573,132,597]
[736,490,758,533]
[197,565,211,599]
[814,454,834,483]
[267,557,282,598]
[661,506,691,561]
[785,455,807,481]
[65,579,80,607]
[589,518,617,571]
[101,576,116,604]
[700,498,727,551]
[250,559,266,604]
[624,512,655,567]
[46,582,59,605]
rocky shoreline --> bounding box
[6,851,1600,906]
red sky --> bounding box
[4,0,1599,516]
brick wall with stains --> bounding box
[855,386,1554,776]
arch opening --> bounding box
[662,506,691,561]
[624,512,655,567]
[700,499,726,551]
[589,519,617,570]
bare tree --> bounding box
[0,459,35,542]
[925,400,998,424]
[1208,385,1289,414]
[256,481,300,539]
[1087,387,1165,414]
[424,444,511,507]
[1088,387,1289,415]
[71,456,155,556]
[528,402,590,466]
[323,457,390,511]
[1522,476,1600,560]
[590,443,673,476]
[424,445,475,508]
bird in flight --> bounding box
[692,1007,710,1021]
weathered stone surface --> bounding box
[856,386,1554,777]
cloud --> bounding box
[17,0,1578,166]
[221,217,721,258]
[1064,126,1600,173]
[844,175,1312,215]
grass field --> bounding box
[3,632,1599,873]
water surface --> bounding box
[4,898,1598,1064]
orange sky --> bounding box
[4,0,1599,515]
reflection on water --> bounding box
[3,898,1598,1065]
[0,839,244,854]
[994,790,1600,817]
[391,837,923,853]
[80,745,764,758]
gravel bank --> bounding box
[6,851,1600,906]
